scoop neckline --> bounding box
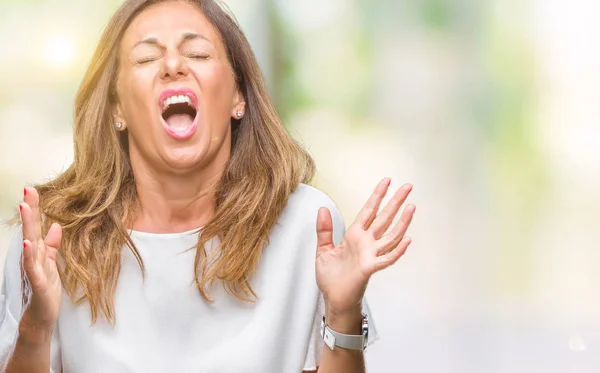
[127,226,203,238]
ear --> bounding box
[112,103,127,131]
[231,89,246,120]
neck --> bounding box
[130,162,225,234]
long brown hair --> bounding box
[34,0,314,324]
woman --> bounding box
[0,0,415,372]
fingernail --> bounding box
[24,188,27,197]
[23,241,26,249]
[19,204,22,213]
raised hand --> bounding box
[19,187,63,331]
[315,178,415,316]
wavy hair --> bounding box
[33,0,314,323]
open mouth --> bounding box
[159,90,199,140]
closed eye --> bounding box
[186,53,210,60]
[136,56,160,65]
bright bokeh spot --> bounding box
[44,33,76,68]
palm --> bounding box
[316,179,415,315]
[21,187,63,328]
[27,246,62,324]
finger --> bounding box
[373,237,412,273]
[370,184,412,238]
[20,203,40,261]
[354,178,391,230]
[24,187,46,262]
[376,204,415,256]
[24,187,43,243]
[316,207,335,253]
[22,239,42,291]
[44,223,63,261]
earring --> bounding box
[116,122,123,130]
[236,110,243,119]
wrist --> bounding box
[18,316,54,346]
[325,305,363,335]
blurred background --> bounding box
[1,0,599,372]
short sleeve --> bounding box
[302,292,325,371]
[0,226,62,372]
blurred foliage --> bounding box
[267,0,313,125]
[268,0,375,124]
[483,7,549,297]
[419,0,453,31]
[343,23,375,121]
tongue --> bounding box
[165,113,194,130]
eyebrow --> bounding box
[132,32,211,49]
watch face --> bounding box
[361,315,369,350]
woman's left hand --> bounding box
[315,178,415,317]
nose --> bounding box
[159,50,189,81]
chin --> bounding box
[160,148,208,172]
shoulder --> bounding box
[287,183,343,219]
[277,184,346,241]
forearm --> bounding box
[5,320,53,373]
[316,308,366,373]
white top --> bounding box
[0,184,377,373]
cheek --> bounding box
[119,70,156,123]
[194,63,236,109]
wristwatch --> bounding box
[320,313,369,351]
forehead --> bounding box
[121,1,220,47]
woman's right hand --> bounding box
[19,186,63,335]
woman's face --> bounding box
[115,1,244,174]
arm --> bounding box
[314,178,415,373]
[2,187,63,373]
[5,319,53,373]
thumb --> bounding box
[316,207,334,252]
[44,223,62,260]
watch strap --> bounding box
[321,314,369,351]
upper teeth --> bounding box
[163,95,192,110]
